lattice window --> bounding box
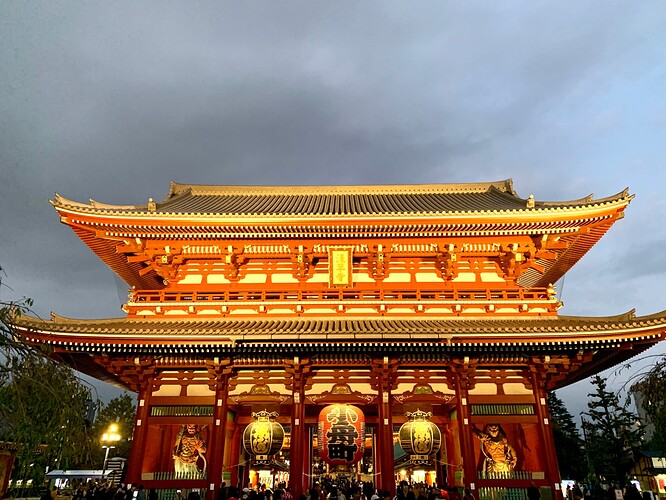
[150,405,214,417]
[470,404,534,415]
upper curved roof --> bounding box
[49,180,634,290]
[51,179,632,218]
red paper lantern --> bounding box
[317,404,365,465]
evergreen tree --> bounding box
[548,391,588,480]
[583,375,643,486]
[91,394,136,467]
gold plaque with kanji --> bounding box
[328,247,353,287]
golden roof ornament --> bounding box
[526,194,535,208]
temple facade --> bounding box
[14,180,666,500]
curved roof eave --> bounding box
[13,311,665,392]
[13,309,666,340]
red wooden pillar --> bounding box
[207,370,231,500]
[530,369,563,500]
[376,377,395,494]
[442,423,457,487]
[373,422,382,493]
[126,373,154,486]
[435,422,448,488]
[290,386,306,498]
[372,357,397,495]
[286,358,310,498]
[303,424,312,490]
[230,424,243,488]
[453,369,477,492]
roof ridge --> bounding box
[51,193,90,209]
[558,308,644,322]
[46,313,131,324]
[89,198,139,210]
[53,183,633,216]
[52,194,145,211]
[168,180,516,197]
[536,188,633,207]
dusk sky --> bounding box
[2,2,666,419]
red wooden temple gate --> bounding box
[14,181,666,500]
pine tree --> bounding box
[91,394,136,466]
[583,375,643,486]
[548,391,588,480]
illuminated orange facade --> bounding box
[14,181,666,500]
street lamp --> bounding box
[101,423,122,479]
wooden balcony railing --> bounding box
[124,286,559,318]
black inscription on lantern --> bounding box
[325,407,359,462]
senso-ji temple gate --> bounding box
[13,180,666,500]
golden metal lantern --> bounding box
[398,409,441,464]
[242,410,285,461]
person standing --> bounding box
[395,482,415,500]
[527,483,540,500]
[219,483,228,500]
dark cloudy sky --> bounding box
[2,2,665,416]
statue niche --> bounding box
[173,424,207,479]
[472,423,517,477]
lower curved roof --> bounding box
[12,310,666,391]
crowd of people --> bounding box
[563,483,657,500]
[21,477,663,500]
[36,481,157,500]
[218,479,474,500]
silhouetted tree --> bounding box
[583,375,643,486]
[92,393,136,466]
[549,391,588,480]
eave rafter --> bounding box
[283,356,313,392]
[59,208,627,239]
[527,354,591,390]
[93,355,157,392]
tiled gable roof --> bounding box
[52,180,631,217]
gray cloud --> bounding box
[2,1,666,404]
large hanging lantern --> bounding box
[243,411,285,464]
[398,409,441,465]
[317,404,365,465]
